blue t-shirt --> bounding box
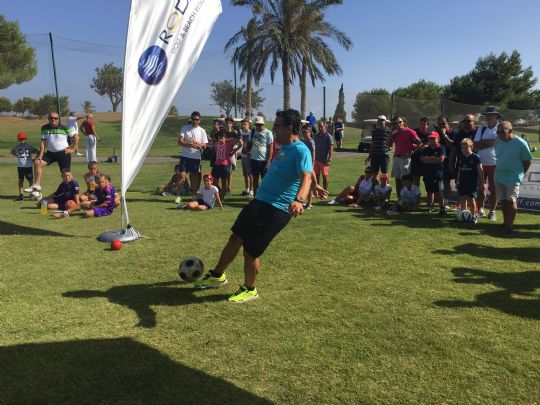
[256,141,312,212]
[250,129,273,161]
[314,132,333,163]
[421,145,446,179]
[494,137,533,185]
[457,153,481,190]
[54,180,80,200]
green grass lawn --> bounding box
[0,157,539,404]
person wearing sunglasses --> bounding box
[24,111,79,194]
[178,111,209,197]
[388,116,422,197]
[494,121,533,236]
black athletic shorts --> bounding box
[424,176,443,193]
[231,199,291,258]
[17,167,33,182]
[211,165,229,182]
[250,159,267,179]
[443,159,456,181]
[42,150,71,171]
[370,155,389,174]
[410,153,424,177]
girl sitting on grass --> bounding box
[80,174,116,218]
[183,173,222,211]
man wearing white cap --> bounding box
[473,106,500,220]
[249,115,273,194]
[368,115,391,177]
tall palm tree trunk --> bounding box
[246,70,253,118]
[282,53,291,109]
[300,62,307,118]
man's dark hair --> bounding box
[419,117,429,123]
[224,117,234,123]
[275,109,301,134]
[61,167,72,175]
[191,111,201,118]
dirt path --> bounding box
[0,150,363,164]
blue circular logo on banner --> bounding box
[138,46,168,85]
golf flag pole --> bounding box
[99,0,223,243]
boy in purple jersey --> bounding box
[81,174,116,218]
[43,168,81,218]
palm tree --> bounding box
[81,100,95,114]
[295,1,352,117]
[225,17,263,118]
[231,0,352,111]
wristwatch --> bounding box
[294,196,305,204]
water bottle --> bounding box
[40,199,48,216]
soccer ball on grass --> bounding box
[178,256,204,282]
[456,209,473,222]
[30,190,42,201]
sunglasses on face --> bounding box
[192,117,201,121]
[393,121,403,125]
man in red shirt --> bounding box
[389,116,422,196]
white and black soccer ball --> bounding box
[30,190,42,201]
[178,256,204,282]
[456,209,473,222]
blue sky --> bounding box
[2,0,540,118]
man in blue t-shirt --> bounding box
[494,121,533,236]
[195,109,312,303]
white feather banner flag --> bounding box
[121,0,222,198]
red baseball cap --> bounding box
[17,132,27,139]
[380,174,389,180]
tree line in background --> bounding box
[353,50,540,125]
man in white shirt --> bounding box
[66,111,83,156]
[473,106,500,220]
[177,111,208,196]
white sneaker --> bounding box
[488,211,497,221]
[248,191,254,197]
[76,152,83,156]
[477,209,486,217]
[24,185,41,192]
[327,200,336,205]
[374,205,382,211]
[174,196,182,204]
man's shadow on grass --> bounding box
[63,280,228,328]
[0,337,271,404]
[434,243,539,263]
[0,220,72,237]
[435,267,540,320]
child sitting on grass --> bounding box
[182,174,222,211]
[80,174,116,218]
[456,137,484,223]
[80,161,100,203]
[386,176,420,216]
[348,166,377,207]
[156,164,190,203]
[328,167,377,206]
[43,168,81,218]
[373,174,392,210]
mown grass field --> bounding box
[0,115,539,404]
[0,153,540,404]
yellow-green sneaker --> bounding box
[194,271,228,289]
[228,285,259,303]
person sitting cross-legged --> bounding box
[327,167,377,206]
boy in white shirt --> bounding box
[387,176,420,216]
[373,174,392,211]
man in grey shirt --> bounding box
[313,120,333,191]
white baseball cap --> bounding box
[377,115,387,121]
[254,116,265,125]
